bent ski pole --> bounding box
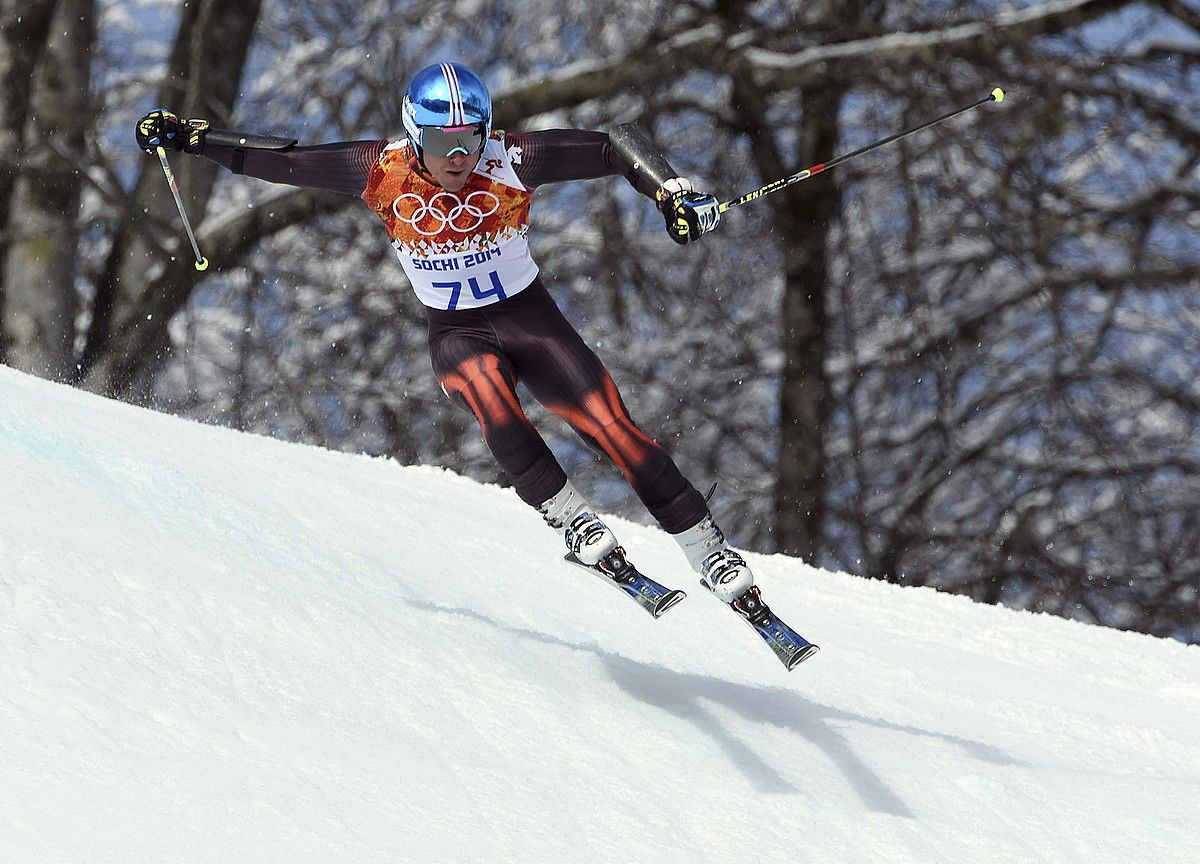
[154,146,209,271]
[719,87,1006,213]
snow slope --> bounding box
[1,364,1197,863]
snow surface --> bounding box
[1,363,1198,863]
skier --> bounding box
[135,62,755,609]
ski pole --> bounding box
[719,87,1006,213]
[154,146,209,271]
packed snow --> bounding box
[1,364,1197,863]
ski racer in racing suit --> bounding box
[135,61,755,606]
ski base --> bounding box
[730,586,819,671]
[564,550,686,618]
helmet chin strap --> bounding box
[409,142,433,177]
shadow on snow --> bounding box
[402,594,1021,818]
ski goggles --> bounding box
[418,124,486,158]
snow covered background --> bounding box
[1,364,1197,863]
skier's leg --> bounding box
[534,358,752,601]
[429,329,566,509]
[429,323,618,565]
[497,284,708,534]
[493,283,753,600]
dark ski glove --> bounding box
[656,177,721,245]
[136,109,210,155]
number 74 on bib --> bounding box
[433,269,508,311]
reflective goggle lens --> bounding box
[419,124,485,158]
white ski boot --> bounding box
[672,513,754,603]
[538,481,618,567]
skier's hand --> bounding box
[135,109,209,155]
[656,177,721,245]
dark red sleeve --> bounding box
[201,139,388,196]
[506,130,658,198]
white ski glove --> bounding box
[655,177,721,245]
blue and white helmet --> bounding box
[402,62,492,154]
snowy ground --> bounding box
[1,364,1198,863]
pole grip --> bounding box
[609,123,679,189]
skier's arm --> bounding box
[508,127,720,245]
[506,129,659,197]
[136,109,384,196]
[202,138,386,196]
[607,123,721,246]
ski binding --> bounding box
[564,548,686,618]
[730,585,820,670]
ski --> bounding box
[729,586,820,671]
[564,548,686,618]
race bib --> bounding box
[362,134,539,309]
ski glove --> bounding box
[136,109,209,155]
[656,177,721,245]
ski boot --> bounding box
[672,513,754,603]
[539,480,617,566]
[541,481,685,617]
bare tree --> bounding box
[811,2,1200,639]
[2,0,93,380]
[0,0,61,353]
[76,0,267,399]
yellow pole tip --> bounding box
[991,87,1006,103]
[195,258,209,271]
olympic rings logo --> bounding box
[391,191,501,236]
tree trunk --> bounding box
[772,84,842,562]
[0,0,60,358]
[2,0,93,380]
[78,0,263,399]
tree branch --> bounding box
[740,0,1131,87]
[492,24,724,125]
